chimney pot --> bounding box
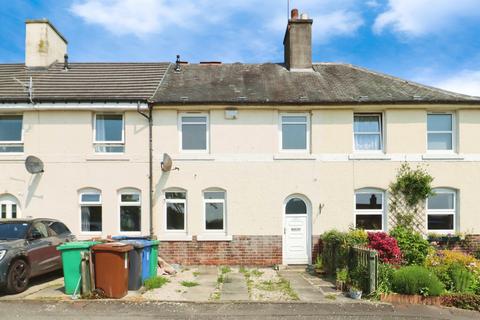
[291,9,299,20]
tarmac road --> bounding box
[0,300,478,320]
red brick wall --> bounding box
[158,235,282,266]
[429,234,480,254]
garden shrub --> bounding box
[442,293,480,312]
[321,230,348,273]
[451,265,474,293]
[367,232,402,264]
[348,264,369,292]
[376,263,396,295]
[392,266,444,296]
[426,250,480,292]
[389,226,431,265]
[346,229,368,247]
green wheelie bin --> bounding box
[149,240,160,277]
[57,241,101,295]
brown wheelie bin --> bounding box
[92,242,133,298]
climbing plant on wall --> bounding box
[388,163,434,233]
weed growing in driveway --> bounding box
[251,269,264,277]
[180,281,199,287]
[192,271,200,277]
[144,276,170,290]
[325,294,337,300]
[217,275,224,284]
[255,278,299,300]
[221,266,231,274]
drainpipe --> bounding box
[137,102,154,238]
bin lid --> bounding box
[57,241,101,251]
[92,242,133,253]
[118,239,147,249]
[111,235,150,241]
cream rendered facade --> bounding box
[1,104,479,264]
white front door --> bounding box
[284,215,308,264]
[0,195,20,219]
[284,196,310,265]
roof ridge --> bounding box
[149,63,173,102]
[323,63,479,100]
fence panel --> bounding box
[349,246,378,294]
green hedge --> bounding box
[392,266,445,296]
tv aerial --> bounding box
[25,155,44,174]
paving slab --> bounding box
[279,270,325,302]
[220,273,249,301]
[182,266,218,301]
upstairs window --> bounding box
[0,115,23,153]
[354,189,384,231]
[180,115,208,151]
[280,114,309,151]
[203,190,226,232]
[119,191,141,233]
[94,114,124,153]
[427,113,453,151]
[427,188,456,233]
[165,191,187,232]
[354,114,382,151]
[80,190,102,233]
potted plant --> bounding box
[348,283,363,300]
[313,256,325,275]
[336,268,348,291]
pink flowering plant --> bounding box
[367,232,402,264]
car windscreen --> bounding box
[0,222,29,240]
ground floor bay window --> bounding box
[427,188,456,233]
[354,188,384,231]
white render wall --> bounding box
[1,105,480,240]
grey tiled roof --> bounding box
[152,63,480,105]
[0,62,170,103]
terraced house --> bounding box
[1,13,480,266]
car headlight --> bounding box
[0,250,6,261]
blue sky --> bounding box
[1,0,480,95]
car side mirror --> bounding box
[29,230,42,241]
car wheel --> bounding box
[6,259,30,294]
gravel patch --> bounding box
[142,267,200,301]
[240,267,299,301]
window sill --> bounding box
[0,154,25,161]
[349,153,391,160]
[196,234,232,241]
[172,154,215,161]
[86,155,130,161]
[157,234,192,241]
[273,154,315,160]
[422,154,464,160]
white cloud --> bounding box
[373,0,480,36]
[432,70,480,97]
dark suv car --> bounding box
[0,218,75,293]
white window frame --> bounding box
[118,189,141,235]
[353,113,383,153]
[79,189,102,235]
[164,190,187,234]
[279,113,310,153]
[426,188,456,234]
[426,112,455,153]
[202,189,226,234]
[354,188,385,231]
[93,113,125,154]
[179,113,209,153]
[0,194,21,219]
[0,114,24,154]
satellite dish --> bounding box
[161,153,173,172]
[25,155,44,174]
